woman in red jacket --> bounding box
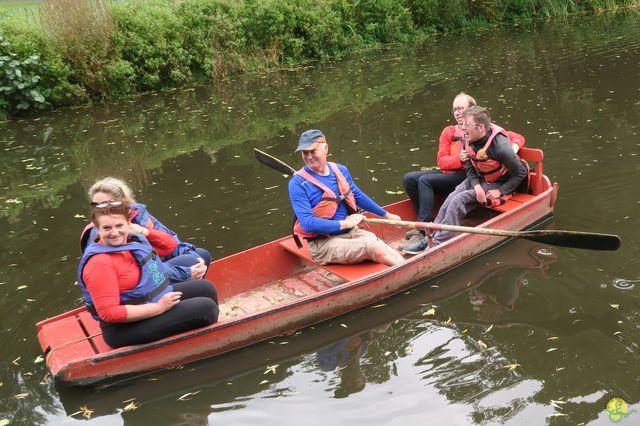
[78,201,219,348]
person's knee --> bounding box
[402,172,417,189]
[196,248,212,266]
[417,174,435,190]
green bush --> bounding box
[109,0,192,92]
[0,14,86,117]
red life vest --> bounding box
[292,162,357,240]
[466,124,510,183]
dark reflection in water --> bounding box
[1,10,639,426]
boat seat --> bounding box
[488,147,543,213]
[489,192,535,213]
[279,237,389,282]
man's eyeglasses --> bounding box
[90,200,123,209]
[452,106,466,114]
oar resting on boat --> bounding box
[364,218,620,251]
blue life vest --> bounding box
[131,203,199,259]
[77,235,173,320]
[79,203,199,260]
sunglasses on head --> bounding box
[90,200,123,209]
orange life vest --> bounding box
[292,162,357,240]
[466,123,510,183]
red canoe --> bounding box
[37,147,557,385]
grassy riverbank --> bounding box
[1,0,638,118]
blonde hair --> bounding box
[88,177,136,203]
[455,92,477,107]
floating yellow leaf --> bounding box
[547,336,559,340]
[264,364,279,374]
[123,401,139,412]
[0,419,9,426]
[550,399,566,407]
[384,190,404,195]
[259,380,269,385]
[14,393,28,399]
[34,355,44,364]
[73,214,86,219]
[79,405,94,419]
[445,316,452,324]
[477,340,488,349]
[556,367,565,371]
[370,304,386,309]
[16,285,27,291]
[504,363,520,371]
[11,357,20,366]
[423,308,436,316]
[546,348,558,352]
[340,323,348,328]
[610,303,619,309]
[484,324,494,333]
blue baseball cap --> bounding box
[295,129,327,152]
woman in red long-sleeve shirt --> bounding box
[78,201,219,348]
[401,93,525,249]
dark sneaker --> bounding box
[404,229,421,240]
[399,233,424,250]
[401,237,430,255]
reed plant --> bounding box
[39,0,115,96]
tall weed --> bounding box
[40,0,115,96]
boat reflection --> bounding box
[54,237,557,422]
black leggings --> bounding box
[402,170,465,222]
[101,279,219,348]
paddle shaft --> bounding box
[364,218,621,251]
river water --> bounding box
[1,11,639,426]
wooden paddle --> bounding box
[364,218,621,251]
[254,148,621,251]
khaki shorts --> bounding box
[308,227,391,265]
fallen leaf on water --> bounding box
[484,324,494,333]
[610,303,619,309]
[445,316,452,324]
[80,405,95,419]
[550,399,566,408]
[546,348,558,352]
[423,308,435,316]
[259,380,269,385]
[34,355,44,364]
[11,357,20,366]
[15,393,28,399]
[613,331,622,335]
[409,147,420,151]
[371,177,378,182]
[73,214,86,219]
[123,401,139,412]
[16,285,27,291]
[264,364,279,374]
[547,336,559,340]
[384,351,391,356]
[478,340,488,349]
[556,367,565,371]
[384,190,404,195]
[177,391,200,401]
[370,304,386,309]
[340,323,348,328]
[504,363,520,371]
[0,419,9,426]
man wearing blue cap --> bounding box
[288,129,404,266]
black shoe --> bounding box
[399,233,424,250]
[401,237,429,255]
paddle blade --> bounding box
[254,148,297,176]
[523,231,621,251]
